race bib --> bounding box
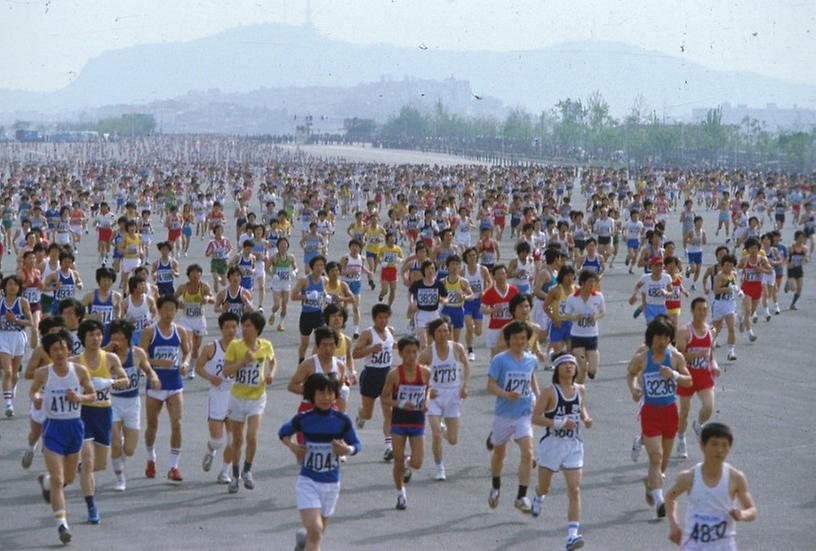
[304,442,339,473]
[396,384,426,409]
[235,361,262,386]
[643,371,676,398]
[504,370,531,397]
[689,512,729,544]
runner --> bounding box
[440,255,473,344]
[279,372,360,551]
[544,266,576,357]
[381,335,431,509]
[629,257,673,322]
[152,242,180,296]
[376,232,404,305]
[530,353,592,551]
[481,264,519,358]
[204,224,232,293]
[267,237,297,331]
[675,297,719,459]
[82,267,121,345]
[666,422,758,549]
[1,274,33,416]
[564,270,606,383]
[418,318,470,481]
[140,295,191,483]
[626,318,692,518]
[787,230,807,310]
[288,326,349,414]
[222,311,277,493]
[462,246,492,362]
[194,312,239,484]
[353,303,397,461]
[72,319,129,523]
[29,331,96,544]
[486,320,540,514]
[408,260,448,349]
[711,254,741,361]
[175,264,215,378]
[737,238,772,342]
[339,238,371,339]
[119,275,157,345]
[291,255,329,364]
[43,251,83,317]
[107,319,160,491]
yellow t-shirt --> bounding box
[81,351,113,408]
[123,234,141,259]
[365,228,385,254]
[378,244,404,268]
[225,338,275,400]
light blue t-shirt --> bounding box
[488,350,537,418]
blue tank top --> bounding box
[147,323,183,391]
[581,255,601,275]
[302,276,325,313]
[156,260,175,294]
[304,235,322,255]
[111,348,140,398]
[642,349,676,407]
[0,297,25,332]
[238,255,254,290]
[90,290,115,326]
[54,271,76,302]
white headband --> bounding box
[553,354,577,368]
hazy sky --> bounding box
[0,0,813,91]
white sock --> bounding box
[220,462,231,475]
[112,456,125,475]
[169,448,181,469]
[147,447,157,462]
[651,488,664,505]
[567,521,579,538]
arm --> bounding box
[379,368,398,408]
[352,330,375,360]
[194,343,219,384]
[287,360,310,395]
[530,387,555,428]
[626,353,644,402]
[730,468,758,522]
[455,343,470,399]
[135,347,160,390]
[665,469,694,545]
[107,353,130,389]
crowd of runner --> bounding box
[2,137,810,549]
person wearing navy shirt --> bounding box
[280,372,360,551]
[485,320,540,514]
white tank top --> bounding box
[205,340,232,392]
[308,354,339,379]
[342,255,364,283]
[683,463,736,549]
[365,327,394,370]
[511,257,534,288]
[465,264,484,299]
[127,295,151,331]
[430,341,460,390]
[42,260,58,298]
[44,363,83,420]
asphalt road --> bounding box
[0,145,812,550]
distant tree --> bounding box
[381,106,428,139]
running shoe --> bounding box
[368,280,376,291]
[676,435,688,458]
[531,495,542,517]
[202,451,214,472]
[774,304,781,315]
[228,476,240,494]
[87,504,100,524]
[656,502,667,518]
[21,448,34,469]
[434,463,446,481]
[58,524,72,545]
[243,471,255,490]
[37,473,51,503]
[566,535,585,550]
[467,351,476,362]
[294,528,307,551]
[791,303,798,311]
[353,332,360,340]
[751,314,758,324]
[488,488,500,509]
[187,371,196,380]
[383,446,394,462]
[267,313,276,326]
[765,311,771,322]
[727,350,737,361]
[5,404,14,417]
[395,493,407,510]
[486,432,494,451]
[145,460,156,479]
[748,330,757,343]
[631,435,641,462]
[277,323,285,331]
[113,474,126,492]
[355,416,365,429]
[167,467,183,483]
[633,306,642,319]
[378,294,385,303]
[217,471,232,484]
[514,496,532,514]
[738,316,745,332]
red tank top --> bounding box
[686,324,712,371]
